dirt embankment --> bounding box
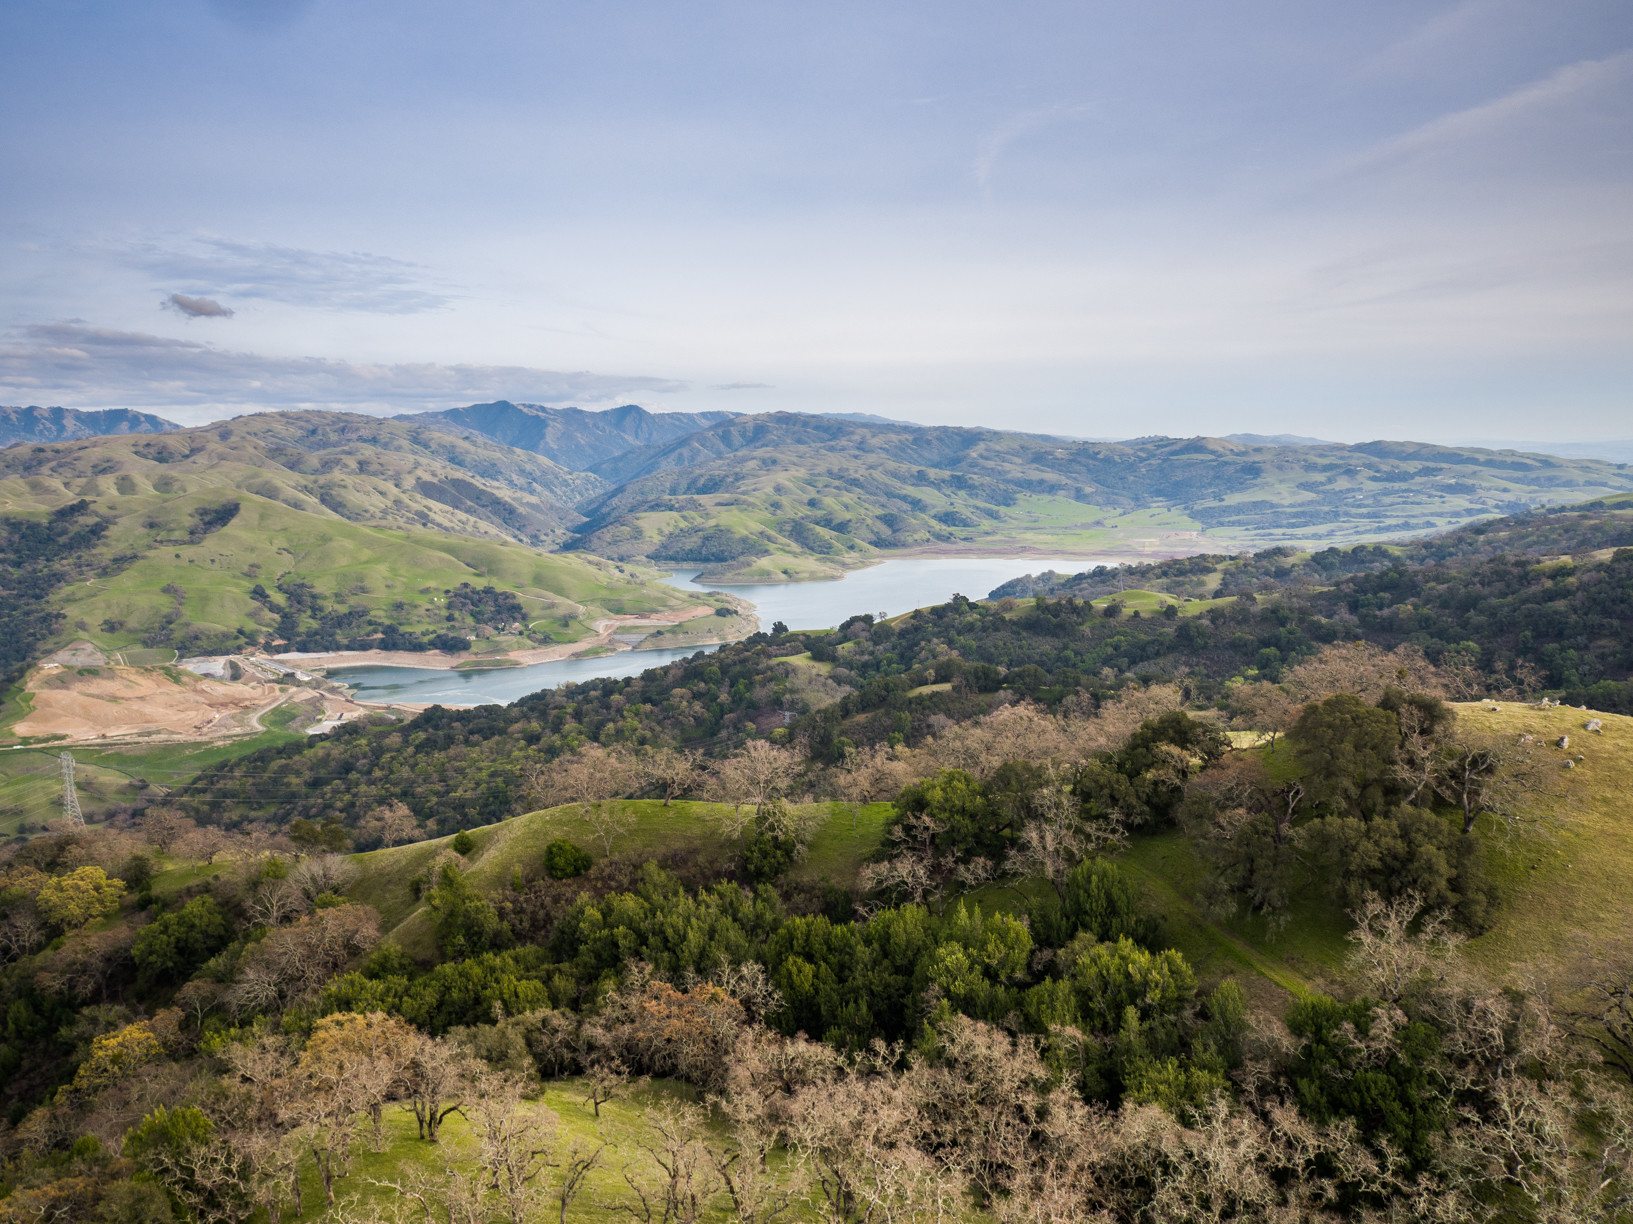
[14,664,294,742]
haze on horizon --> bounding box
[1,0,1630,444]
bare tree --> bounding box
[358,800,423,848]
[710,740,801,816]
[1002,773,1126,902]
[224,904,380,1016]
[290,853,358,900]
[302,1011,418,1152]
[1556,941,1633,1083]
[582,801,638,856]
[554,1138,611,1224]
[471,1071,560,1224]
[243,874,307,928]
[532,744,636,811]
[641,747,701,807]
[1433,726,1556,835]
[141,805,194,854]
[583,1054,638,1118]
[618,1098,720,1224]
[1224,681,1299,747]
[402,1029,472,1142]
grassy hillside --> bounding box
[349,798,893,957]
[0,414,722,662]
[1117,703,1633,1006]
[565,414,1633,577]
[0,410,599,546]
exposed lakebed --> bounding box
[330,556,1105,706]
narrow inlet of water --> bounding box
[330,555,1105,707]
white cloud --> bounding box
[0,322,688,421]
[1338,50,1633,174]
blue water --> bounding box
[332,555,1104,706]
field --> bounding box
[0,721,307,836]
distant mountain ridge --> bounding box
[0,405,179,447]
[397,400,735,470]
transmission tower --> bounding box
[60,752,83,825]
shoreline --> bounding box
[270,603,746,675]
[685,539,1208,584]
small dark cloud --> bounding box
[710,382,773,391]
[120,238,452,314]
[165,293,234,319]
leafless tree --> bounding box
[402,1029,473,1142]
[290,853,358,900]
[0,907,47,963]
[1433,726,1556,835]
[224,903,380,1016]
[141,804,194,854]
[471,1070,560,1224]
[581,801,638,856]
[1003,773,1126,902]
[709,740,801,816]
[617,1098,720,1224]
[583,1054,638,1118]
[531,744,637,811]
[641,747,702,807]
[1556,940,1633,1083]
[243,874,307,928]
[357,800,424,849]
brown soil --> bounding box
[15,664,296,743]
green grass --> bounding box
[0,725,307,836]
[349,799,892,958]
[1115,703,1633,1004]
[274,1075,775,1223]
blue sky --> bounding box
[1,0,1630,441]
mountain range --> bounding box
[397,400,734,470]
[5,401,1633,660]
[0,405,179,447]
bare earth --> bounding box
[16,664,298,742]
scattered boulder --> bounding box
[1562,759,1575,769]
[1585,718,1603,732]
[1556,735,1570,750]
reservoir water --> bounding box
[331,555,1104,707]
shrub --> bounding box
[451,830,476,856]
[543,838,593,880]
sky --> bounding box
[1,0,1630,442]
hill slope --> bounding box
[0,413,709,664]
[398,400,733,470]
[0,404,179,447]
[567,414,1633,576]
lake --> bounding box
[331,555,1105,706]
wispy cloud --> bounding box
[114,236,454,314]
[974,104,1093,194]
[1338,50,1633,173]
[709,381,772,390]
[0,322,687,419]
[164,292,234,318]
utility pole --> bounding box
[60,752,83,826]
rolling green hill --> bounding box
[0,413,715,662]
[564,414,1633,578]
